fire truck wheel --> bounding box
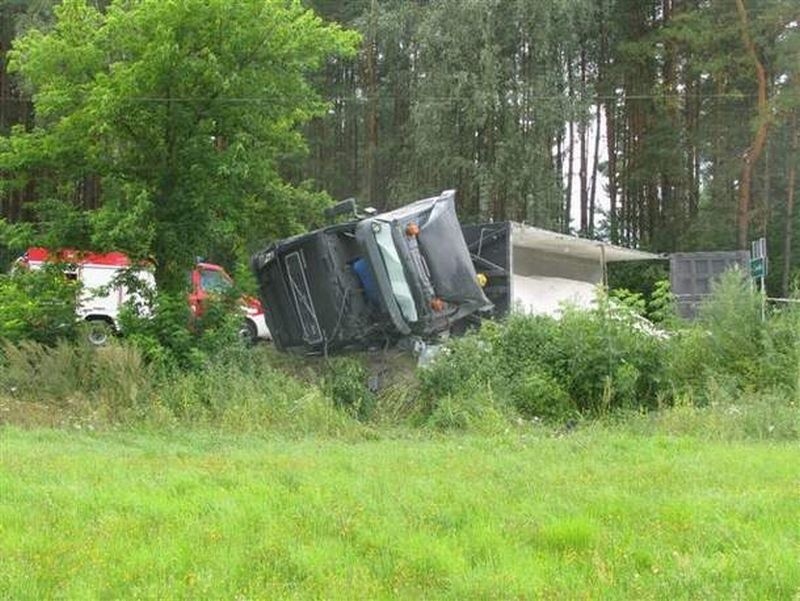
[85,319,114,347]
[239,319,258,345]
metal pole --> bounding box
[600,244,608,290]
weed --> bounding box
[322,356,375,419]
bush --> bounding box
[419,296,667,423]
[509,368,575,421]
[695,270,763,384]
[418,332,499,400]
[426,387,509,433]
[0,264,79,344]
[761,303,800,397]
[664,271,800,403]
[120,289,245,371]
[322,356,375,419]
[2,264,798,440]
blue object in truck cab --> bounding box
[351,257,381,308]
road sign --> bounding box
[750,237,768,321]
[750,257,767,279]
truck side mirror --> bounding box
[324,198,359,223]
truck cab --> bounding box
[189,262,270,342]
[250,190,490,353]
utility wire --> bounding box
[0,92,770,103]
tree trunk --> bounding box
[734,0,771,250]
[555,127,564,229]
[606,99,618,244]
[589,103,601,238]
[565,57,574,233]
[579,48,588,235]
[364,0,379,206]
[782,112,798,296]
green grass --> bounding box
[1,427,799,599]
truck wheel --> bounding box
[85,319,114,347]
[239,319,258,345]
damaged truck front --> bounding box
[250,190,491,354]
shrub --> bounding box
[120,289,245,371]
[695,270,763,384]
[508,368,575,421]
[418,333,499,400]
[761,303,800,398]
[0,264,79,344]
[322,356,375,419]
[418,295,667,423]
[664,270,800,403]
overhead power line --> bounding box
[0,92,767,104]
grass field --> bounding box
[1,426,798,600]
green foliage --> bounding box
[0,340,360,435]
[0,263,79,343]
[610,288,647,315]
[322,356,375,419]
[420,299,667,423]
[648,279,677,325]
[119,290,243,371]
[417,331,517,430]
[0,339,150,415]
[543,300,665,413]
[508,368,574,422]
[2,0,800,285]
[154,348,358,437]
[426,387,509,433]
[420,270,800,426]
[3,0,359,286]
[622,391,800,442]
[610,276,677,325]
[418,334,500,401]
[2,255,800,441]
[665,271,770,400]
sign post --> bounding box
[751,237,767,321]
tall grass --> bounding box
[417,272,800,434]
[0,341,363,437]
[1,271,798,440]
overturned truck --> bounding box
[251,191,492,353]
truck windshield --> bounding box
[373,223,418,323]
[200,269,231,293]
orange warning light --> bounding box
[406,222,420,237]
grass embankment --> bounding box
[1,427,798,599]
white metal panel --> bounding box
[511,274,597,317]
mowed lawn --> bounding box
[1,427,798,600]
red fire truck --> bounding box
[20,248,270,345]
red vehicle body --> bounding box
[189,261,270,341]
[21,249,270,344]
